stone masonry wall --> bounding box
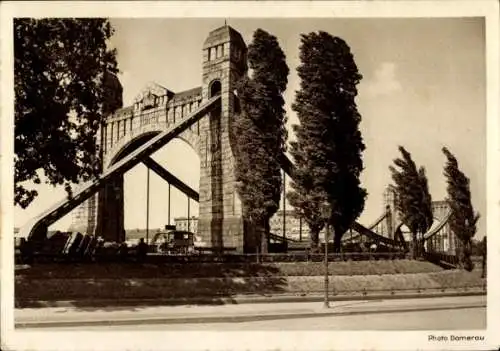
[197,36,246,252]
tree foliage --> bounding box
[287,31,366,252]
[14,18,120,208]
[389,146,433,259]
[480,236,486,278]
[442,147,480,271]
[232,29,289,253]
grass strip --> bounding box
[15,260,444,280]
[16,270,484,302]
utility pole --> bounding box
[299,216,302,242]
[324,223,330,309]
[321,201,331,309]
[187,196,191,232]
[283,171,286,242]
[168,183,171,225]
[146,167,150,244]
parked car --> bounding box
[152,229,198,255]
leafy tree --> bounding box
[480,236,486,278]
[288,31,366,252]
[442,147,480,271]
[470,238,484,256]
[232,29,289,254]
[14,18,120,208]
[389,146,433,259]
[479,236,487,257]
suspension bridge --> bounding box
[17,24,456,265]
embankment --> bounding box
[15,260,485,308]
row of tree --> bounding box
[390,146,480,269]
[232,29,367,256]
[232,28,480,271]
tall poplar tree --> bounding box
[442,147,480,271]
[480,236,486,278]
[389,146,433,259]
[14,18,120,208]
[288,31,366,252]
[232,29,289,254]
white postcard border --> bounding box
[1,1,498,350]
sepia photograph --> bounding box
[1,1,499,350]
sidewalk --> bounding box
[16,286,486,309]
[15,294,486,329]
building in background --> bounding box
[172,211,314,241]
[270,210,312,241]
[174,216,198,233]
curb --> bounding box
[16,289,486,309]
[15,301,486,329]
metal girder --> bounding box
[142,157,199,202]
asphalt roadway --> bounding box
[15,295,486,331]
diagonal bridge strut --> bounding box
[142,157,199,202]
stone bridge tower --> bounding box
[72,25,251,252]
[198,25,248,251]
[383,185,453,252]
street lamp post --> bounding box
[320,201,331,309]
[146,167,150,244]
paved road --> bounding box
[16,295,485,331]
[63,306,484,331]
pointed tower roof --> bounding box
[203,25,246,49]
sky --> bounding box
[14,17,487,238]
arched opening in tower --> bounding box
[210,80,221,98]
[124,138,200,238]
[96,132,200,244]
